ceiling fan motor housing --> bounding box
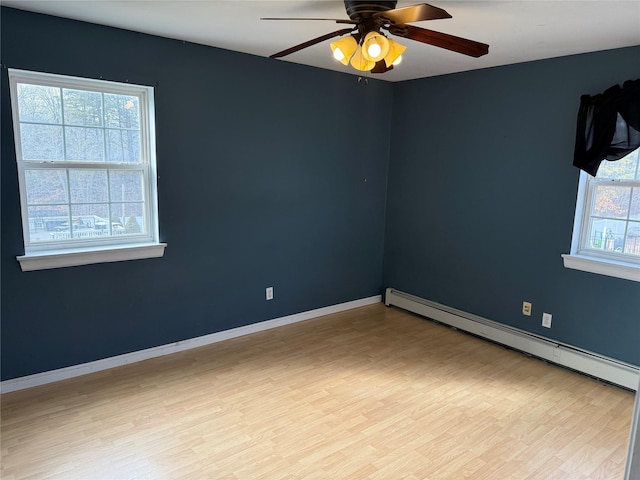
[344,1,397,22]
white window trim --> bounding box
[563,169,640,282]
[17,243,167,272]
[8,69,166,271]
[562,253,640,282]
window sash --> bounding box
[16,162,154,252]
[577,177,640,265]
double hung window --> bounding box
[564,149,640,282]
[8,69,165,271]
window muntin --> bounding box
[9,69,159,257]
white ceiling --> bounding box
[3,0,640,82]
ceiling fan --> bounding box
[262,1,489,74]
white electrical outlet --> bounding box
[522,301,532,316]
[266,287,274,301]
[542,312,552,328]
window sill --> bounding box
[17,243,167,272]
[562,254,640,282]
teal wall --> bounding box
[384,47,640,365]
[1,8,392,380]
[1,7,638,381]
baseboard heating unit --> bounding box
[385,288,639,391]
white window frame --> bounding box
[563,154,640,283]
[8,69,165,271]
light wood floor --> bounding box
[1,304,634,479]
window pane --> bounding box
[27,205,69,243]
[25,169,68,204]
[21,124,63,160]
[63,89,103,126]
[597,154,638,180]
[70,204,110,238]
[65,127,105,161]
[106,129,141,163]
[624,222,640,256]
[17,84,61,124]
[593,185,631,219]
[121,204,145,235]
[69,170,108,203]
[626,149,640,180]
[109,170,143,202]
[587,219,627,251]
[104,94,139,129]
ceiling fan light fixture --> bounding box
[266,2,490,74]
[361,31,390,62]
[350,46,375,71]
[330,35,358,65]
[383,38,407,67]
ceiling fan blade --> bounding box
[371,61,394,74]
[261,18,356,25]
[393,24,489,57]
[374,3,451,24]
[269,28,355,59]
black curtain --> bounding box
[573,79,640,176]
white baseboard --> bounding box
[385,288,639,391]
[0,295,382,394]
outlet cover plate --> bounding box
[542,312,552,328]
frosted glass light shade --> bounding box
[350,47,375,71]
[383,38,407,67]
[361,32,390,62]
[330,36,358,66]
